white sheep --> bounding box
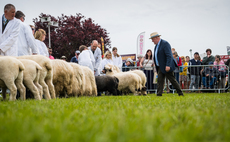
[0,56,26,101]
[81,66,97,96]
[18,59,43,100]
[110,65,147,95]
[69,63,85,97]
[51,59,74,98]
[17,55,55,99]
[105,64,142,96]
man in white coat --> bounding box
[0,4,20,56]
[88,40,102,76]
[15,11,38,56]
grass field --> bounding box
[0,93,229,142]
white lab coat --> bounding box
[17,21,38,56]
[0,17,20,56]
[100,58,113,75]
[35,39,49,57]
[112,54,122,71]
[88,46,102,76]
[78,50,95,72]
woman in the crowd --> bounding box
[214,55,226,91]
[101,51,113,74]
[34,29,49,57]
[112,47,122,71]
[140,49,155,93]
[48,48,54,59]
[136,54,144,67]
[179,56,188,90]
[172,51,182,83]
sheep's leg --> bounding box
[34,82,43,98]
[129,85,138,96]
[4,82,17,101]
[46,79,56,99]
[24,80,41,100]
[2,87,7,100]
[15,72,26,100]
[39,80,51,100]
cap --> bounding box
[75,50,80,54]
[194,52,199,55]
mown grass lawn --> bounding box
[0,93,229,142]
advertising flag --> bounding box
[137,32,145,56]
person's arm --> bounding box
[25,24,38,55]
[118,56,123,69]
[70,57,74,62]
[183,62,188,71]
[0,19,20,52]
[225,59,230,66]
[202,57,208,64]
[89,51,95,68]
[163,41,172,72]
[140,57,144,67]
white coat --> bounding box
[112,54,122,71]
[100,58,113,75]
[88,46,102,76]
[35,39,49,57]
[78,50,95,72]
[17,21,38,56]
[0,17,20,56]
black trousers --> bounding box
[157,67,183,95]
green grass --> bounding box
[0,93,230,142]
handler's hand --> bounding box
[165,66,170,72]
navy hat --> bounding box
[194,52,199,55]
[209,62,213,65]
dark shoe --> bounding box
[179,94,184,96]
[157,94,162,96]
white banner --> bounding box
[137,32,145,56]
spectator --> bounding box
[29,25,35,35]
[70,50,80,63]
[188,52,202,90]
[214,55,226,91]
[186,56,191,90]
[179,56,188,89]
[60,56,67,61]
[112,47,122,71]
[34,29,49,57]
[172,51,182,83]
[204,62,219,89]
[79,45,95,72]
[202,48,215,65]
[0,4,20,56]
[88,40,102,76]
[101,51,113,74]
[48,48,54,59]
[136,54,144,67]
[140,49,155,93]
[122,58,134,72]
[15,10,38,56]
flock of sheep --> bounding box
[0,55,147,101]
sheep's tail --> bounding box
[45,61,52,71]
[18,61,25,71]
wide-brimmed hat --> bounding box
[149,32,161,39]
[61,56,66,59]
[126,58,133,63]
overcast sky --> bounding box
[1,0,230,58]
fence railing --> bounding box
[121,64,229,94]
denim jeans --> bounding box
[189,75,200,89]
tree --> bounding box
[33,13,111,60]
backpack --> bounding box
[178,57,183,72]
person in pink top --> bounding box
[48,48,54,60]
[214,55,226,91]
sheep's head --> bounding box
[104,64,113,73]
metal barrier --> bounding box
[121,64,229,94]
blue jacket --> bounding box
[70,56,78,63]
[153,39,177,74]
[188,59,202,75]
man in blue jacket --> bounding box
[151,32,183,96]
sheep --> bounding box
[17,59,43,100]
[81,66,97,96]
[110,65,147,95]
[51,59,74,98]
[17,55,55,99]
[95,76,119,95]
[104,64,142,96]
[69,63,85,97]
[0,56,26,101]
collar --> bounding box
[156,39,161,47]
[2,14,7,23]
